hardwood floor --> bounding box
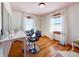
[8,39,24,57]
[8,36,79,57]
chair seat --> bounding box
[29,37,36,42]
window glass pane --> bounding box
[23,18,34,31]
[50,16,63,32]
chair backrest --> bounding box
[35,30,41,38]
[25,29,34,36]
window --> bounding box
[23,17,34,31]
[50,16,64,32]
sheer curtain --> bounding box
[0,3,1,35]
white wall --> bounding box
[67,3,79,44]
[40,16,52,38]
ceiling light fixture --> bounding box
[39,2,45,8]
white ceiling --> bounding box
[10,2,74,16]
